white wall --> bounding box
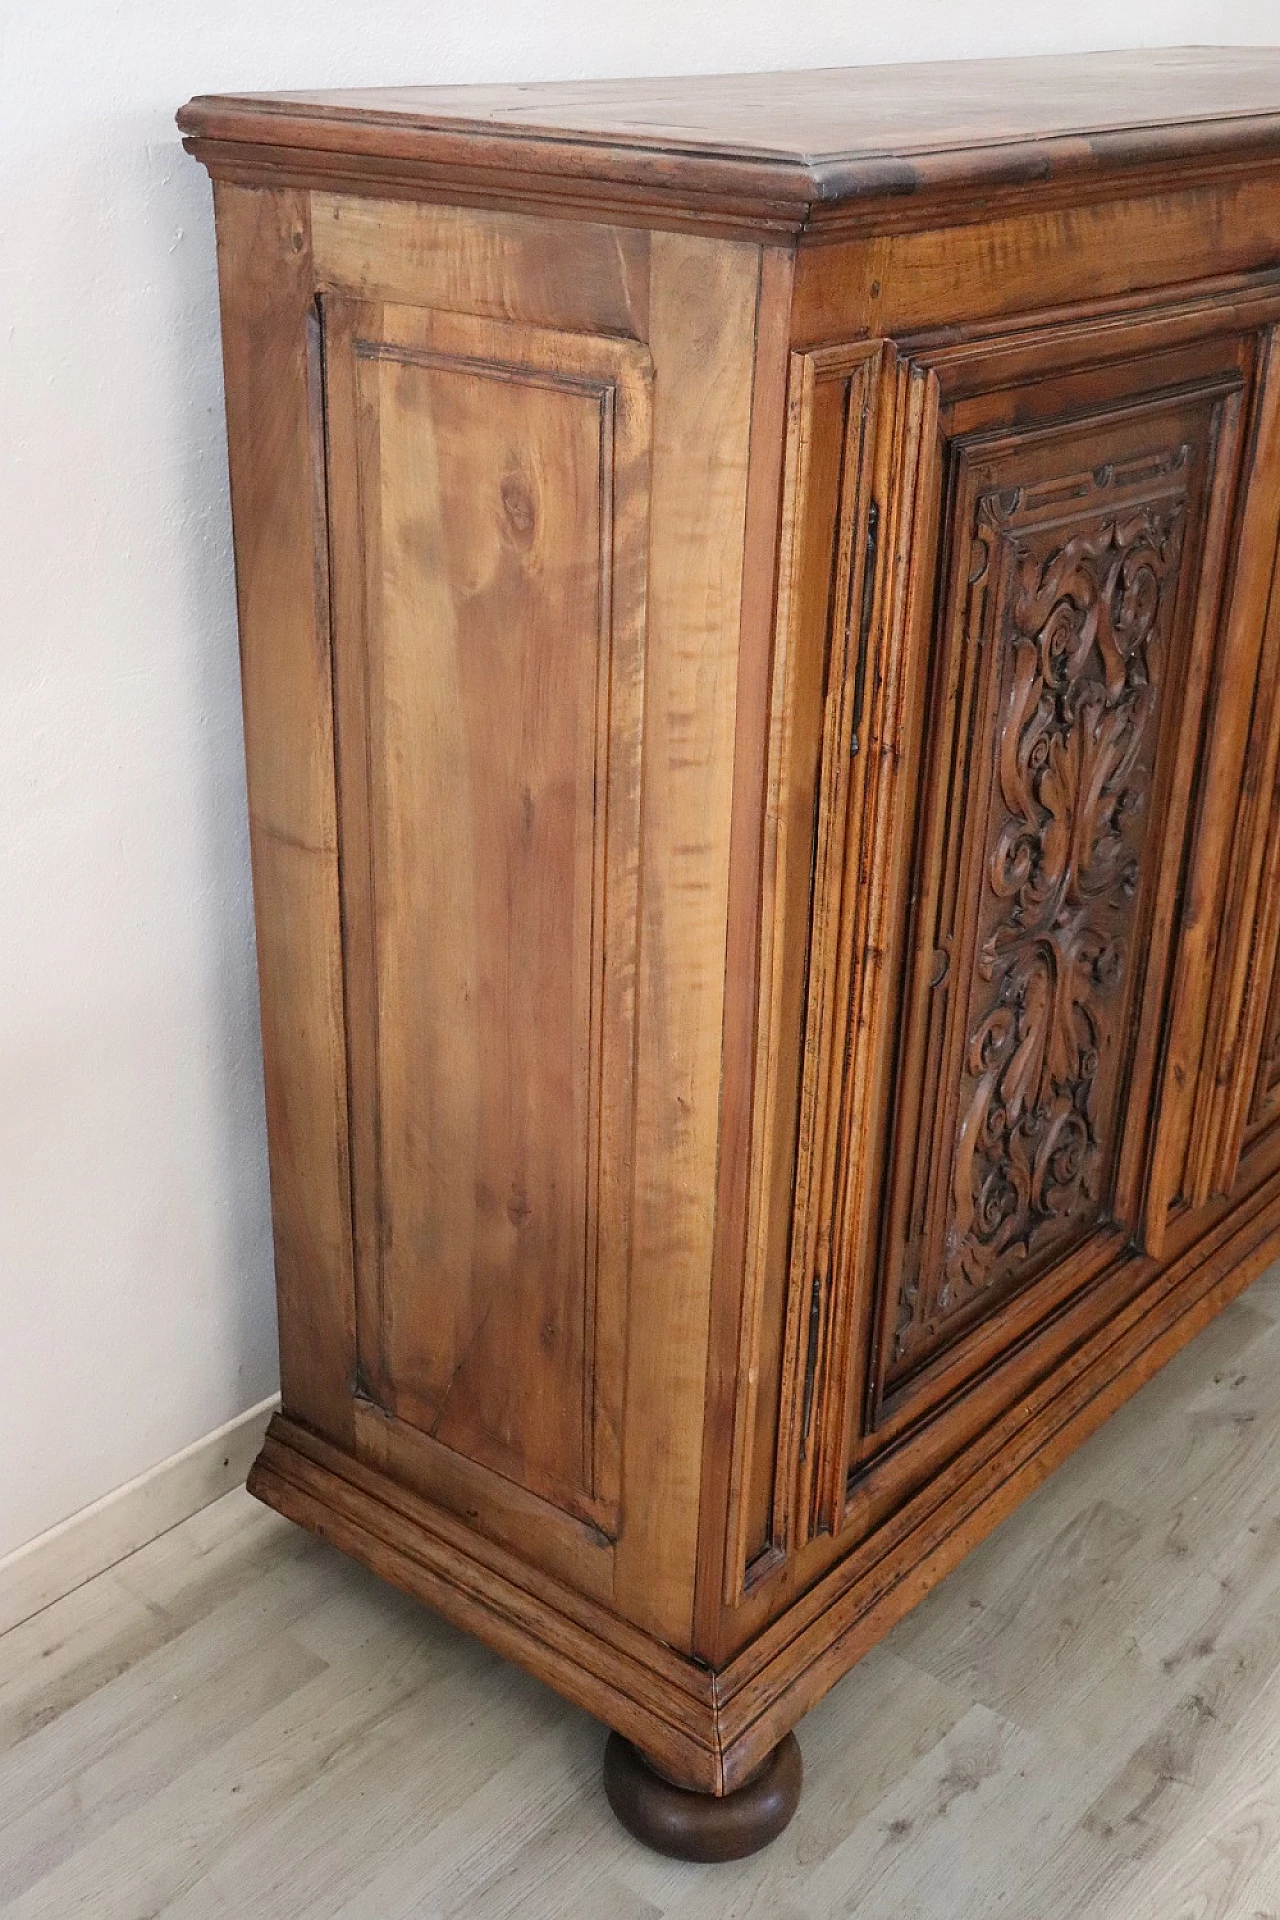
[2,0,1276,1559]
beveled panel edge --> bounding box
[351,1397,616,1603]
[332,300,653,1538]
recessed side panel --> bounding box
[326,299,651,1540]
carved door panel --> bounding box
[752,283,1280,1566]
[322,297,651,1555]
[856,345,1242,1499]
[886,439,1192,1370]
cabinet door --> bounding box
[746,281,1280,1568]
[322,297,651,1553]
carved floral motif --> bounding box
[893,457,1189,1365]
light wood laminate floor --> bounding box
[6,1262,1280,1918]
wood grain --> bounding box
[792,177,1280,344]
[324,298,651,1539]
[180,52,1280,240]
[1175,332,1280,1208]
[696,241,797,1645]
[212,182,357,1447]
[312,192,650,337]
[187,55,1280,1832]
[863,346,1245,1424]
[741,340,882,1570]
[611,231,761,1651]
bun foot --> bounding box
[602,1731,803,1861]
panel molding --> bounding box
[893,447,1194,1377]
[724,340,882,1595]
[865,364,1246,1443]
[324,297,653,1541]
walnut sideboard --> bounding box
[181,50,1280,1859]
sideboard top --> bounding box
[179,47,1280,238]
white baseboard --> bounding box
[0,1394,280,1638]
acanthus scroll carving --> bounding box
[894,455,1189,1366]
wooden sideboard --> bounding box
[180,49,1280,1858]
